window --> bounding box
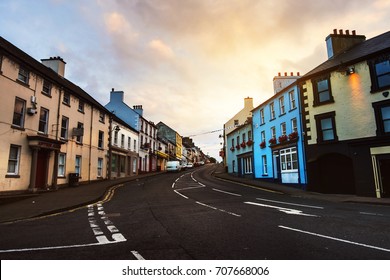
[373,100,390,135]
[280,147,298,172]
[261,131,265,142]
[234,120,239,126]
[231,138,235,148]
[133,139,137,151]
[280,122,286,135]
[313,76,334,106]
[270,102,275,120]
[236,136,240,147]
[17,67,29,84]
[99,111,105,123]
[128,137,131,150]
[262,155,268,175]
[7,145,21,175]
[289,90,296,110]
[63,92,70,105]
[12,97,26,128]
[114,130,119,146]
[97,158,103,177]
[369,56,390,91]
[58,153,66,177]
[270,126,276,139]
[38,107,49,134]
[315,112,338,143]
[243,157,253,174]
[98,131,104,149]
[291,118,298,133]
[76,122,83,143]
[121,134,125,148]
[42,80,52,96]
[78,100,84,113]
[279,96,285,115]
[133,158,137,173]
[248,130,252,140]
[260,109,265,125]
[61,116,69,139]
[242,133,246,143]
[75,156,82,175]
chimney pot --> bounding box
[290,72,293,76]
[352,30,356,35]
[278,72,281,76]
[284,72,287,76]
[346,30,350,35]
[112,88,114,92]
[333,29,337,34]
[297,72,300,76]
[339,29,343,35]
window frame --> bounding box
[63,92,71,106]
[312,75,334,106]
[58,153,66,177]
[314,111,338,143]
[279,96,285,115]
[269,102,276,120]
[60,116,69,140]
[372,99,390,135]
[97,158,103,177]
[17,66,29,84]
[42,80,52,97]
[289,90,296,110]
[98,130,104,149]
[38,107,49,134]
[12,97,26,129]
[75,155,82,176]
[369,55,390,93]
[7,145,21,176]
[76,122,84,144]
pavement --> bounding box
[1,164,389,224]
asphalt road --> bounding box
[1,164,390,260]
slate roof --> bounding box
[302,31,390,79]
[0,36,110,113]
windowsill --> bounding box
[78,110,85,114]
[16,79,30,88]
[62,102,71,107]
[5,174,20,178]
[262,174,268,177]
[11,125,25,131]
[289,107,297,113]
[76,142,83,146]
[41,91,52,98]
[37,132,48,137]
[371,86,390,94]
[279,112,286,117]
[58,176,66,179]
[313,100,334,107]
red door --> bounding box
[35,150,48,189]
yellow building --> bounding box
[0,36,110,193]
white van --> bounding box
[166,161,181,172]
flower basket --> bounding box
[246,140,253,146]
[235,144,241,150]
[260,141,266,149]
[278,134,288,143]
[240,142,246,148]
[268,137,277,145]
[288,131,299,141]
[230,146,235,151]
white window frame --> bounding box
[75,155,82,175]
[7,145,21,175]
[281,122,286,136]
[289,90,296,110]
[58,153,66,177]
[279,96,285,115]
[270,102,275,120]
[38,107,49,134]
[12,97,26,128]
[280,147,298,173]
[262,155,268,175]
[61,116,69,139]
[260,109,265,125]
[97,158,103,177]
[18,67,29,84]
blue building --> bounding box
[226,118,253,176]
[252,73,307,187]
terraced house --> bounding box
[252,73,307,187]
[300,29,390,197]
[0,37,111,193]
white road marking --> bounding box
[196,201,241,217]
[131,250,145,260]
[256,197,323,209]
[359,212,384,216]
[245,201,319,217]
[279,225,390,253]
[175,186,205,191]
[174,190,189,199]
[212,188,242,197]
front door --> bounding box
[379,158,390,197]
[35,150,49,189]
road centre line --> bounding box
[174,190,189,199]
[214,177,283,194]
[196,201,241,217]
[212,188,242,197]
[256,197,323,209]
[175,186,206,191]
[279,225,390,253]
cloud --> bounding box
[148,39,174,59]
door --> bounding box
[379,158,390,197]
[35,150,49,189]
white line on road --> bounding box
[174,190,189,199]
[212,188,242,197]
[256,197,323,209]
[131,250,145,260]
[359,212,384,216]
[279,225,390,253]
[245,201,319,217]
[196,201,241,217]
[175,186,206,191]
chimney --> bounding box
[325,29,366,59]
[133,105,143,116]
[41,56,66,77]
[244,97,254,111]
[110,89,124,103]
[273,72,300,94]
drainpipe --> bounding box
[88,104,93,182]
[108,113,113,180]
[51,87,63,190]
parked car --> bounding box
[186,163,194,168]
[166,161,181,172]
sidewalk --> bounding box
[0,172,160,224]
[211,164,390,206]
[1,165,389,224]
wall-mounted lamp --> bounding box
[346,66,355,75]
[112,125,121,132]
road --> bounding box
[1,164,390,259]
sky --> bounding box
[1,0,389,160]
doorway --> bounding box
[35,150,49,189]
[379,158,390,197]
